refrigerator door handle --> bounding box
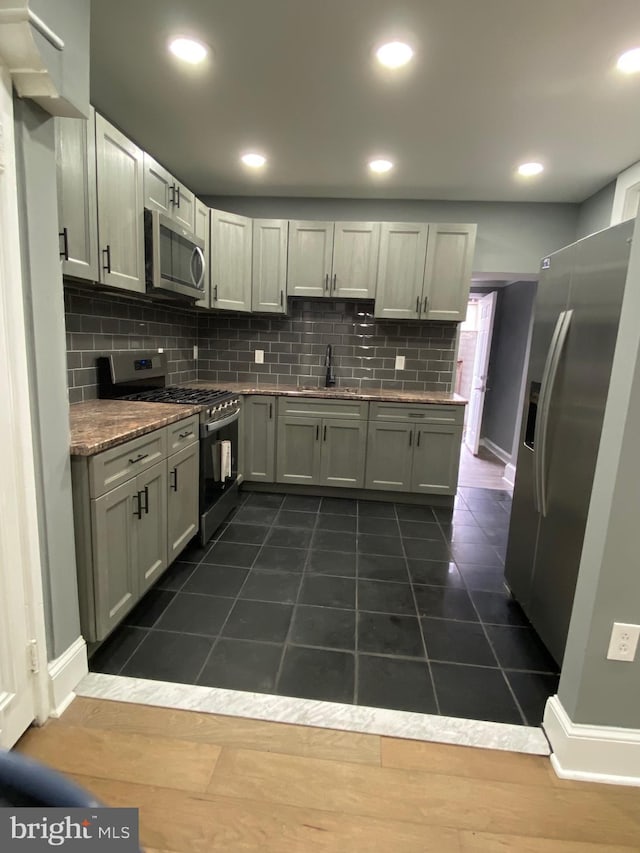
[535,309,573,517]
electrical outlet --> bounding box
[157,347,163,353]
[255,349,264,364]
[607,622,640,661]
[395,355,406,370]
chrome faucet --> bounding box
[325,344,336,387]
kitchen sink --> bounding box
[295,385,361,395]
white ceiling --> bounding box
[90,0,640,203]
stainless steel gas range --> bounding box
[98,352,241,546]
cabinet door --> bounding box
[194,200,210,308]
[210,209,252,312]
[276,417,321,485]
[374,223,428,320]
[143,153,172,216]
[136,461,168,594]
[243,396,276,481]
[95,113,145,293]
[332,222,380,299]
[55,109,98,281]
[364,421,413,491]
[167,443,200,563]
[320,418,367,489]
[172,180,195,231]
[91,479,138,640]
[422,224,477,322]
[253,219,288,313]
[411,425,463,495]
[287,221,334,297]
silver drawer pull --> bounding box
[408,413,426,418]
[128,453,149,464]
[178,430,193,439]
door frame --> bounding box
[0,63,51,739]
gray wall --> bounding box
[481,282,537,457]
[199,301,457,392]
[575,181,616,240]
[559,213,640,728]
[64,285,198,402]
[15,99,81,660]
[205,196,579,278]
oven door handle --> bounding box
[202,409,240,434]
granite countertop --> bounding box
[185,380,467,406]
[70,400,202,456]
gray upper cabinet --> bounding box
[287,221,334,297]
[374,223,429,319]
[143,154,195,231]
[167,442,200,563]
[55,108,98,282]
[375,222,477,322]
[242,396,276,481]
[319,418,367,488]
[95,113,145,293]
[422,224,477,322]
[252,219,288,313]
[210,209,252,312]
[194,200,210,309]
[331,222,380,299]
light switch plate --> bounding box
[193,345,198,360]
[395,355,406,370]
[255,349,264,364]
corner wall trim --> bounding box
[504,462,517,487]
[544,695,640,786]
[47,636,88,718]
[479,437,511,466]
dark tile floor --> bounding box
[90,487,560,726]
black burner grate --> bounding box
[121,387,235,406]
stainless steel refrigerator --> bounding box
[505,220,634,665]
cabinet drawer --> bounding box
[167,415,199,453]
[277,396,368,420]
[89,429,167,498]
[370,402,464,426]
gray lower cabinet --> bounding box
[72,418,199,642]
[167,442,200,563]
[364,421,414,491]
[319,418,367,488]
[276,414,366,488]
[411,424,463,495]
[276,416,321,485]
[242,396,276,482]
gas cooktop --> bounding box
[120,386,235,406]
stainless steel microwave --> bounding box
[144,209,206,300]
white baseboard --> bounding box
[504,462,517,487]
[544,695,640,786]
[47,636,88,718]
[479,437,511,466]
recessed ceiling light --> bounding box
[517,162,544,177]
[168,37,208,64]
[241,153,267,168]
[376,41,413,69]
[369,158,394,173]
[617,47,640,74]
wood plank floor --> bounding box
[16,698,640,852]
[458,444,512,491]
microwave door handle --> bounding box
[191,245,206,290]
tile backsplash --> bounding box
[64,285,198,403]
[198,300,457,391]
[64,290,458,401]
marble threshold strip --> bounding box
[76,672,550,756]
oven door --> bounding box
[145,209,206,300]
[201,408,240,511]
